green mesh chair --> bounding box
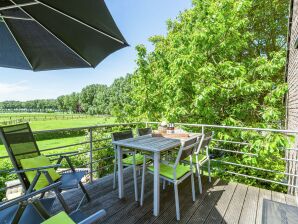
[184,132,213,194]
[0,171,106,224]
[112,130,145,201]
[137,127,152,136]
[0,123,91,213]
[140,136,201,221]
[137,127,154,158]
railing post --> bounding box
[89,128,93,183]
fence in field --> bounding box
[0,114,111,126]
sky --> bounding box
[0,0,192,101]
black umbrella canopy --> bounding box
[0,0,128,71]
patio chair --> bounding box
[0,123,91,213]
[0,171,106,224]
[137,127,152,136]
[183,132,213,194]
[112,130,144,201]
[0,178,60,224]
[140,136,201,220]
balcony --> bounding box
[1,122,298,223]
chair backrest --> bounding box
[137,127,152,136]
[0,123,40,189]
[175,136,201,166]
[111,130,134,141]
[195,132,213,154]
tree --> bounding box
[109,74,133,120]
[80,84,107,114]
[93,85,110,114]
[126,0,288,128]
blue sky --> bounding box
[0,0,192,101]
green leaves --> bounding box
[124,0,288,126]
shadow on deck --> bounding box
[52,168,298,224]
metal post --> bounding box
[89,128,93,183]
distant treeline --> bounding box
[0,75,132,115]
[0,99,58,113]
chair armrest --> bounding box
[11,164,61,174]
[77,209,106,224]
[0,181,62,211]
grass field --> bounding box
[30,117,116,130]
[0,113,116,157]
[0,113,115,130]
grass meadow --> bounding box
[0,113,116,157]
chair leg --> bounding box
[196,164,202,194]
[79,181,91,202]
[113,152,117,189]
[12,203,27,224]
[191,172,196,201]
[33,201,51,219]
[55,189,71,213]
[140,157,146,206]
[208,159,211,183]
[132,154,138,202]
[174,183,180,221]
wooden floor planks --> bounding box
[222,184,248,224]
[187,179,226,224]
[204,182,237,224]
[50,168,298,224]
[239,186,259,224]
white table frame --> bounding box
[113,135,181,216]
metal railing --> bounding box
[1,121,298,201]
[146,122,298,193]
[0,122,143,199]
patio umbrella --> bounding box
[0,0,128,71]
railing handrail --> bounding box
[33,122,142,134]
[2,121,294,135]
[146,121,298,134]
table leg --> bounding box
[117,145,124,198]
[153,151,160,216]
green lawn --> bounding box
[30,117,116,130]
[0,113,116,157]
[0,113,116,130]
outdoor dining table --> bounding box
[112,133,197,216]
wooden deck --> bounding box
[52,168,298,224]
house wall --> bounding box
[286,0,298,195]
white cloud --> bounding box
[0,81,29,100]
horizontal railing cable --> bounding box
[213,159,298,177]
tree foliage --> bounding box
[0,76,132,115]
[126,0,288,127]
